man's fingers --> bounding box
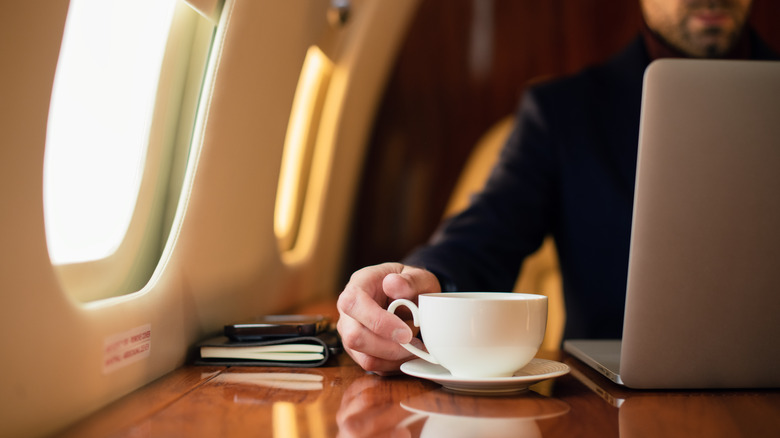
[336,263,438,374]
[338,313,413,360]
[345,263,405,300]
[382,266,441,300]
[338,282,412,342]
[353,337,426,376]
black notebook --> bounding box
[195,330,342,368]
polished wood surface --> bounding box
[60,350,780,437]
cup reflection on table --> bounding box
[336,374,570,438]
[396,389,570,438]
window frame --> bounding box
[45,1,219,302]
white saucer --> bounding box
[400,358,570,395]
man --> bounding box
[337,0,778,375]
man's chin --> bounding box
[685,29,737,57]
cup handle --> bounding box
[386,299,440,365]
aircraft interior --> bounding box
[2,0,779,436]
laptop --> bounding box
[564,59,780,389]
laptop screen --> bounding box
[618,59,780,389]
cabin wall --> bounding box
[0,1,418,436]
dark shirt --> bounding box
[404,30,779,341]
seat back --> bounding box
[444,116,565,350]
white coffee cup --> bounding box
[388,292,547,378]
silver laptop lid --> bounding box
[620,59,780,389]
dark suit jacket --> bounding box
[405,33,779,341]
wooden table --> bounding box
[59,348,780,437]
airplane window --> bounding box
[44,0,218,301]
[45,0,177,265]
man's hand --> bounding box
[336,263,441,375]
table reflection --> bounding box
[619,393,780,438]
[566,357,780,438]
[213,370,331,437]
[399,389,570,438]
[218,372,325,391]
[213,370,327,405]
[337,374,420,437]
[337,373,570,438]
